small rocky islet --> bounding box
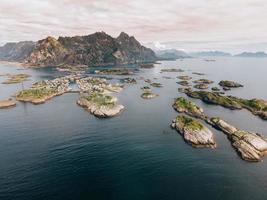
[219,80,243,88]
[2,73,30,84]
[177,75,192,80]
[141,91,158,99]
[94,69,136,76]
[0,98,16,109]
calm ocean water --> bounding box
[1,57,267,200]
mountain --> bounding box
[190,51,232,57]
[234,51,267,57]
[0,32,156,67]
[0,41,36,61]
[155,49,191,60]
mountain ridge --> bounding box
[0,32,156,67]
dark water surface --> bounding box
[1,58,267,200]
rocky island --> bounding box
[177,75,192,80]
[219,80,244,88]
[209,117,267,161]
[2,73,30,84]
[172,97,205,119]
[141,91,158,99]
[77,92,124,118]
[185,90,267,120]
[171,115,216,148]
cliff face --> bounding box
[0,41,36,61]
[0,32,156,67]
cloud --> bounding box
[0,0,267,52]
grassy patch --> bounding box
[173,97,201,113]
[176,115,204,131]
[16,88,56,99]
[2,74,30,84]
[82,92,116,107]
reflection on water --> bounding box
[1,57,267,200]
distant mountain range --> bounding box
[155,49,191,60]
[189,51,232,57]
[0,32,157,67]
[234,51,267,57]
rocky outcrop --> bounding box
[194,83,209,89]
[177,75,192,80]
[172,97,205,119]
[219,80,243,88]
[1,32,156,67]
[177,81,190,86]
[193,79,214,84]
[209,117,267,161]
[171,115,216,148]
[141,91,158,99]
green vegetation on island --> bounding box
[172,97,204,119]
[2,73,30,84]
[185,90,267,120]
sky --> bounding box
[0,0,267,53]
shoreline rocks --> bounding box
[171,115,216,148]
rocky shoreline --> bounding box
[208,118,267,162]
